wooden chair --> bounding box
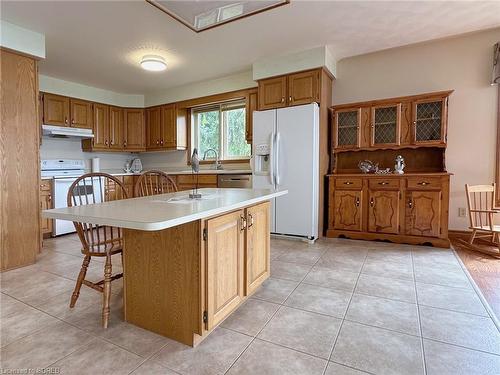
[134,170,178,197]
[67,173,128,328]
[461,183,500,257]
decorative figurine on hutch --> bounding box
[394,155,405,174]
[189,148,202,199]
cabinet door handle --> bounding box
[344,181,353,185]
[247,213,254,228]
[65,117,68,125]
[370,197,374,207]
[289,96,292,102]
[355,197,360,207]
[156,140,160,145]
[123,141,127,147]
[417,181,430,186]
[110,141,113,145]
[105,140,108,146]
[378,181,389,185]
[281,97,285,103]
[160,139,164,145]
[408,199,413,208]
[48,194,52,202]
[71,119,75,125]
[240,215,247,231]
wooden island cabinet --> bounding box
[328,90,453,248]
[44,189,280,346]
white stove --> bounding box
[41,159,85,178]
[41,159,88,236]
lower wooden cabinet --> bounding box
[39,179,53,237]
[327,174,450,247]
[205,210,245,330]
[333,190,363,231]
[245,202,270,294]
[123,201,270,346]
[177,174,218,191]
[368,190,400,234]
[405,190,441,237]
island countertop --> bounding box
[43,188,287,231]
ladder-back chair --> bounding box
[464,183,500,256]
[67,173,128,328]
[134,170,178,197]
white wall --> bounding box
[40,137,135,172]
[333,28,500,230]
[253,45,337,80]
[0,20,45,59]
[40,75,144,108]
[145,70,256,107]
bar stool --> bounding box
[134,170,178,197]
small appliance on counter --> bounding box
[130,158,143,173]
[91,157,100,172]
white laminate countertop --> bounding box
[43,188,286,231]
[41,169,252,180]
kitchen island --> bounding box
[43,188,286,346]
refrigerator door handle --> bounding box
[269,132,275,186]
[275,132,281,186]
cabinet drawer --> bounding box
[406,177,442,190]
[177,174,217,185]
[334,177,362,189]
[40,180,52,191]
[368,178,400,189]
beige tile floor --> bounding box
[1,234,500,374]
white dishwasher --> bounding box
[217,174,252,188]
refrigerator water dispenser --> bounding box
[254,143,270,175]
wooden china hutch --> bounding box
[327,90,453,248]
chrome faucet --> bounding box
[203,148,223,170]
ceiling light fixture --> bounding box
[140,55,167,71]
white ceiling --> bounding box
[2,1,500,95]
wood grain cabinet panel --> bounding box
[70,99,93,129]
[1,50,40,270]
[333,190,363,231]
[90,103,109,150]
[124,109,145,151]
[43,93,70,126]
[288,70,319,106]
[368,190,400,234]
[258,76,287,110]
[245,202,270,295]
[160,104,177,148]
[405,190,441,237]
[146,107,161,149]
[206,210,245,330]
[40,180,53,236]
[245,89,258,143]
[109,106,123,149]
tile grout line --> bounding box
[411,248,428,375]
[322,246,369,375]
[224,246,328,375]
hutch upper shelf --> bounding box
[331,90,452,152]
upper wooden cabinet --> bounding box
[258,68,325,110]
[70,98,93,129]
[288,70,320,106]
[245,88,258,143]
[90,103,110,150]
[258,76,287,110]
[124,109,145,151]
[145,104,187,151]
[43,93,70,126]
[43,93,93,129]
[109,106,124,149]
[332,91,452,152]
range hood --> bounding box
[42,124,94,139]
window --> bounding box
[192,100,251,161]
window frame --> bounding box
[191,99,250,163]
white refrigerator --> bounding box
[252,103,319,241]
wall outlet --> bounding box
[458,207,467,217]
